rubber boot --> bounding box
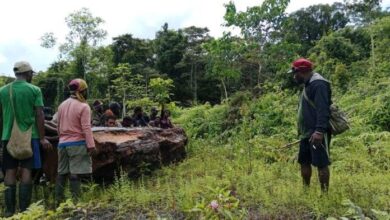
[69,176,81,203]
[4,185,16,217]
[19,184,33,212]
[55,175,66,207]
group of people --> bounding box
[0,57,333,217]
[91,101,173,129]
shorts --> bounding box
[2,140,34,170]
[298,133,331,168]
[57,144,92,175]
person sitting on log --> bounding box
[107,102,121,119]
[121,116,133,128]
[148,107,160,127]
[159,109,174,129]
[91,100,104,126]
[104,115,117,127]
[56,78,97,206]
[132,106,150,127]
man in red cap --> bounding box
[290,58,332,192]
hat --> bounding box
[13,61,35,74]
[68,78,88,92]
[289,58,313,73]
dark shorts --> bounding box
[298,134,331,168]
[2,141,34,170]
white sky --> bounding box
[1,0,389,76]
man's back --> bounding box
[57,98,92,146]
[0,80,43,141]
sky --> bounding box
[1,0,389,76]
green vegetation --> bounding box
[1,0,390,219]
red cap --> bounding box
[292,58,313,72]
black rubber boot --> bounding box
[55,175,66,207]
[19,184,33,212]
[69,176,81,203]
[4,184,16,217]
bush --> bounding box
[371,95,390,131]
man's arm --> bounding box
[309,81,331,146]
[36,107,52,150]
[81,105,95,150]
[313,81,331,133]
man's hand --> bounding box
[87,148,98,157]
[40,138,53,150]
[309,131,324,148]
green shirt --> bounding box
[0,80,44,140]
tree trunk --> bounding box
[190,63,194,103]
[221,78,228,101]
[257,61,262,87]
[370,32,375,72]
[122,89,126,118]
[194,64,198,104]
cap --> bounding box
[13,61,35,74]
[290,58,313,73]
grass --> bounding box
[1,77,390,219]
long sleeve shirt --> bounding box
[57,98,95,149]
[298,73,332,139]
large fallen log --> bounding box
[43,125,187,183]
[92,127,187,182]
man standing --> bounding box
[56,79,96,205]
[290,58,332,192]
[0,61,52,217]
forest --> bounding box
[0,0,389,219]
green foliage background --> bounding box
[1,2,390,219]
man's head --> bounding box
[163,109,171,118]
[105,115,117,127]
[13,61,35,83]
[122,116,133,127]
[68,78,88,101]
[151,107,158,116]
[289,58,313,84]
[93,100,104,113]
[134,106,143,116]
[109,102,121,117]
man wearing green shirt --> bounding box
[0,61,52,217]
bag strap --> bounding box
[302,87,316,109]
[9,83,16,116]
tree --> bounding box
[224,0,290,87]
[176,26,212,104]
[149,77,174,111]
[154,23,187,100]
[41,8,107,80]
[204,34,242,101]
[110,63,145,116]
[345,0,389,25]
[111,34,156,95]
[282,2,349,56]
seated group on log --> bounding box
[91,100,173,129]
